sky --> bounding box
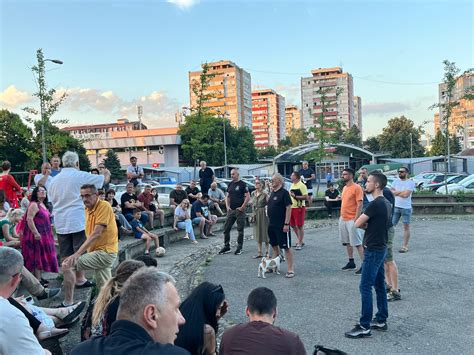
[0,0,473,139]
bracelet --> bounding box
[284,223,289,226]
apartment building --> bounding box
[189,60,252,129]
[285,105,302,136]
[301,67,355,131]
[252,89,285,148]
[436,72,474,149]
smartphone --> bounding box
[25,296,34,305]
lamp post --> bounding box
[38,57,63,163]
[409,132,413,171]
[216,110,228,178]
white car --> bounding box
[436,174,474,194]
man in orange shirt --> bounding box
[339,168,365,274]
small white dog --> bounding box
[258,255,281,278]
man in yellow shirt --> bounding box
[61,184,118,306]
[289,171,308,250]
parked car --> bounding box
[149,176,177,185]
[423,174,467,191]
[436,174,474,194]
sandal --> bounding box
[295,245,302,250]
[40,278,49,287]
[399,246,409,253]
[253,254,263,259]
[285,272,295,278]
[38,328,69,341]
[60,301,86,324]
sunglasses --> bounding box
[398,171,407,173]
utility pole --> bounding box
[137,105,143,130]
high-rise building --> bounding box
[252,89,285,148]
[188,60,252,129]
[285,105,302,136]
[301,67,355,131]
[436,72,474,149]
[353,96,362,134]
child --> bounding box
[130,208,160,255]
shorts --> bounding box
[392,207,412,225]
[290,207,306,227]
[75,250,117,290]
[268,225,291,250]
[192,217,204,225]
[58,230,86,258]
[338,218,363,246]
[307,189,313,196]
[385,227,395,262]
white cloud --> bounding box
[0,85,32,109]
[167,0,200,10]
[363,101,412,116]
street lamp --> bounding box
[216,110,228,178]
[39,57,63,163]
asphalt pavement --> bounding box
[204,216,474,354]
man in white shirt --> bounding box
[34,163,53,190]
[0,247,51,355]
[48,151,104,303]
[390,166,416,253]
[127,156,144,186]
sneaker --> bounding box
[341,261,356,271]
[388,290,402,302]
[370,319,388,331]
[355,267,362,275]
[234,248,243,255]
[200,235,208,239]
[218,246,231,255]
[344,324,371,338]
[36,287,61,300]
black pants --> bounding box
[324,200,341,215]
[8,297,41,333]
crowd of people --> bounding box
[0,152,416,353]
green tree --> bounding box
[279,128,309,151]
[429,130,461,156]
[227,126,257,164]
[363,136,381,153]
[0,110,36,171]
[103,149,122,181]
[378,116,425,158]
[257,146,279,159]
[342,125,362,146]
[190,63,216,118]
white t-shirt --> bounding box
[391,178,416,209]
[127,164,144,184]
[0,296,44,354]
[34,174,53,190]
[48,167,104,234]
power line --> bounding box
[246,68,438,86]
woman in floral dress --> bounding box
[20,186,59,283]
[250,180,269,258]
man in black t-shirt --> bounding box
[121,183,149,226]
[345,171,391,339]
[218,169,250,255]
[198,161,214,197]
[298,161,315,206]
[191,194,217,238]
[266,173,295,278]
[185,180,201,204]
[169,183,188,212]
[324,183,341,217]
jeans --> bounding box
[223,209,246,248]
[125,212,148,225]
[359,248,388,329]
[177,219,196,241]
[117,213,132,230]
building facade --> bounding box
[436,72,474,149]
[301,67,355,131]
[353,96,362,133]
[285,105,302,135]
[62,119,181,167]
[251,89,285,148]
[189,60,252,129]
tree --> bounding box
[363,136,381,153]
[190,63,216,118]
[279,128,309,151]
[429,130,461,156]
[378,116,425,158]
[0,110,36,171]
[342,125,362,147]
[103,149,122,181]
[430,60,473,171]
[257,146,279,159]
[227,126,257,164]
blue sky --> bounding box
[1,0,472,138]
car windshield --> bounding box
[458,175,474,186]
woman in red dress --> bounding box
[0,160,22,208]
[19,186,59,283]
